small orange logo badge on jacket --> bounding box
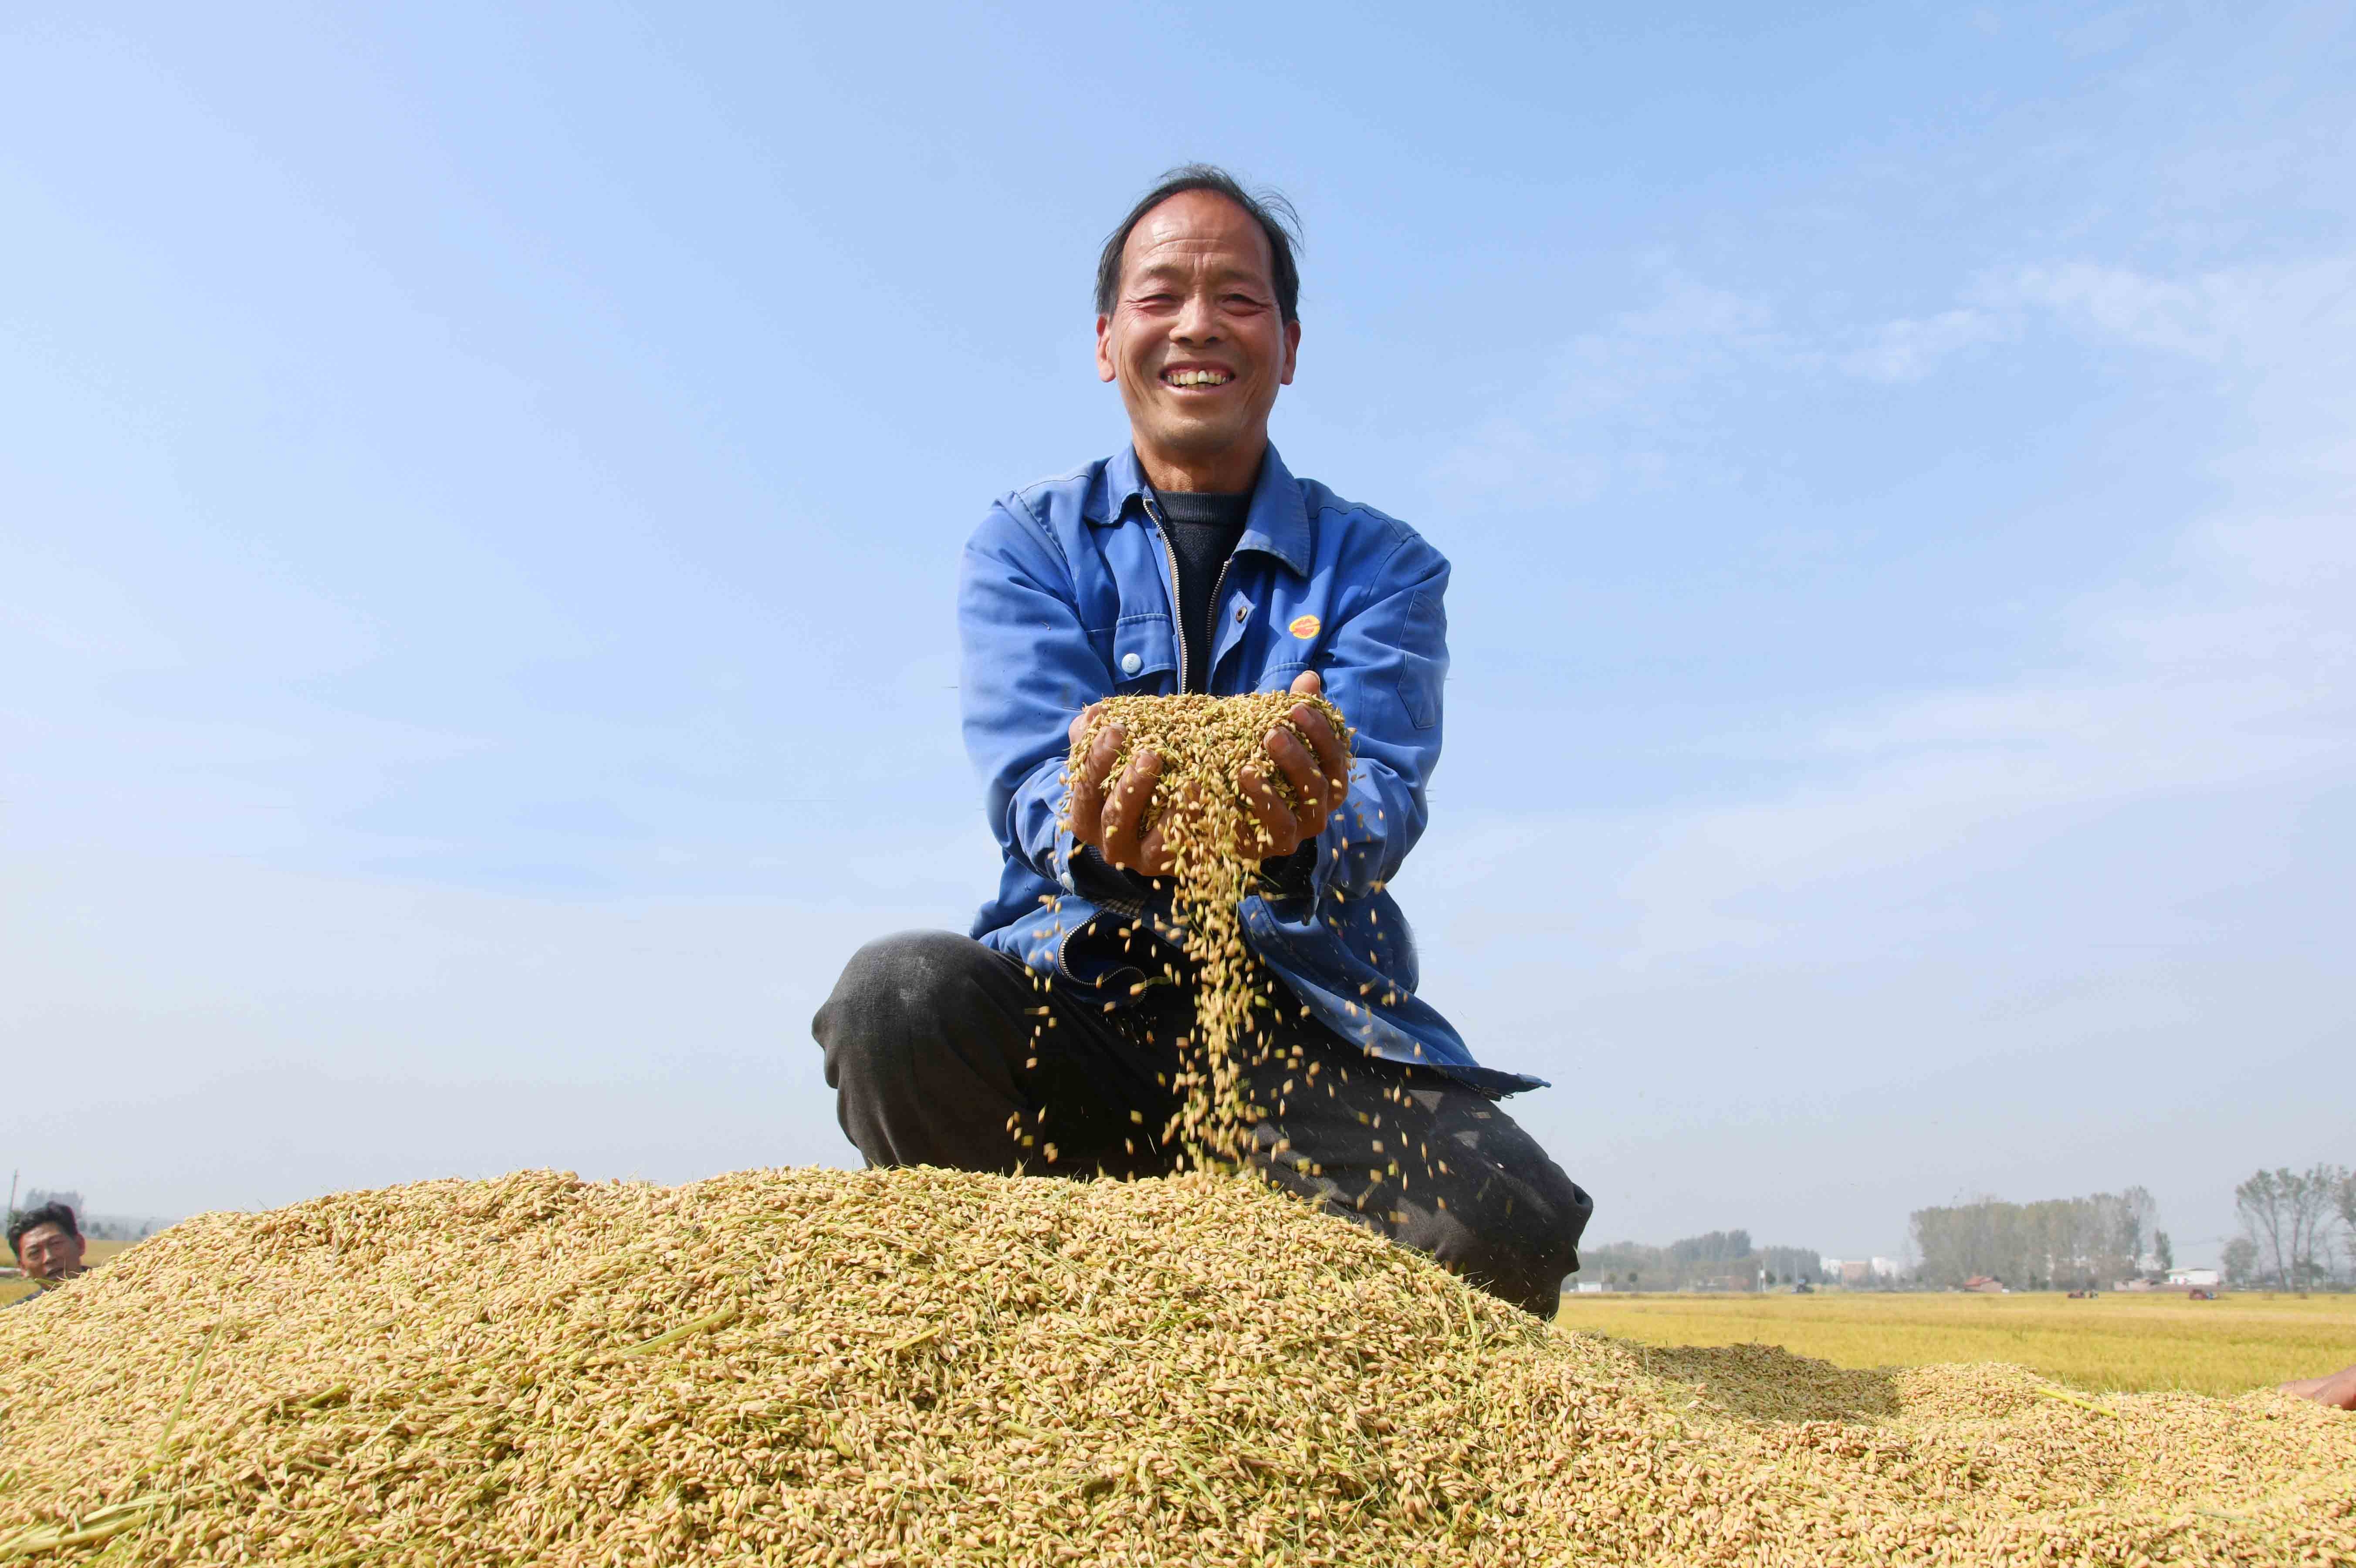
[1288,614,1321,639]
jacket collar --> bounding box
[1087,443,1313,576]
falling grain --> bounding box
[1067,691,1350,1163]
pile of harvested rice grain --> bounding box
[2,1168,2350,1566]
[1065,691,1351,1161]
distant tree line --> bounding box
[2226,1164,2353,1291]
[1574,1229,1824,1291]
[1909,1188,2158,1291]
[1572,1161,2355,1297]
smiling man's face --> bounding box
[14,1222,85,1283]
[1096,189,1300,493]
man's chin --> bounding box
[1141,414,1256,462]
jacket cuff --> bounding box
[1068,841,1158,908]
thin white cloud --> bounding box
[1426,275,1793,508]
[1431,280,2029,501]
[1513,243,2346,950]
[1839,308,2010,384]
[1409,240,2356,1253]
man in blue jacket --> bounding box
[815,166,1591,1315]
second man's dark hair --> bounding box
[8,1201,79,1256]
[1095,164,1302,325]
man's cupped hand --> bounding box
[1064,671,1350,877]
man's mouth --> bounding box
[1161,367,1234,388]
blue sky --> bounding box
[4,2,2350,1264]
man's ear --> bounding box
[1095,314,1118,383]
[1279,318,1301,386]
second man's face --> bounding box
[15,1223,85,1281]
[1097,190,1300,483]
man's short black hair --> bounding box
[8,1202,79,1257]
[1095,164,1302,325]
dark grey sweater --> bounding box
[1155,489,1249,692]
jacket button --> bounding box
[1234,605,1248,623]
[1121,652,1142,675]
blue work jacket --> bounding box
[958,444,1540,1097]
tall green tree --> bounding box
[2234,1166,2345,1291]
[1910,1190,2163,1290]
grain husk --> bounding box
[2,1167,2350,1566]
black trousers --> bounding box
[812,930,1592,1317]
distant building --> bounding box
[1817,1256,1903,1288]
[2166,1267,2221,1288]
[1962,1275,2007,1293]
[1692,1273,1755,1293]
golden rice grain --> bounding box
[1066,691,1351,1162]
[1,1167,2349,1566]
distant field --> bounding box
[1556,1288,2356,1397]
[0,1239,134,1308]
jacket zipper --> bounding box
[1204,557,1235,689]
[1143,494,1191,692]
[1145,493,1240,695]
[1066,494,1227,982]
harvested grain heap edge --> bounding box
[1064,692,1353,1162]
[3,1169,2350,1566]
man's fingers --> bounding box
[1065,780,1102,845]
[1263,726,1328,828]
[1237,764,1299,858]
[1084,723,1127,792]
[1063,721,1125,845]
[1130,781,1182,877]
[1100,749,1163,869]
[1282,671,1350,796]
[1290,702,1349,798]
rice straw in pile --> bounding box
[1,1169,2350,1566]
[1065,691,1350,1162]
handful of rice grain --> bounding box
[1065,691,1352,1164]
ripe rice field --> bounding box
[1556,1287,2356,1397]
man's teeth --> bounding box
[1164,369,1232,386]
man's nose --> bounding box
[1170,291,1219,344]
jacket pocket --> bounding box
[1395,590,1445,730]
[1110,614,1178,692]
[1257,660,1310,693]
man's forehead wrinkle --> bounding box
[1123,245,1274,300]
[1126,253,1269,291]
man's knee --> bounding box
[812,930,1007,1086]
[1428,1155,1593,1318]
